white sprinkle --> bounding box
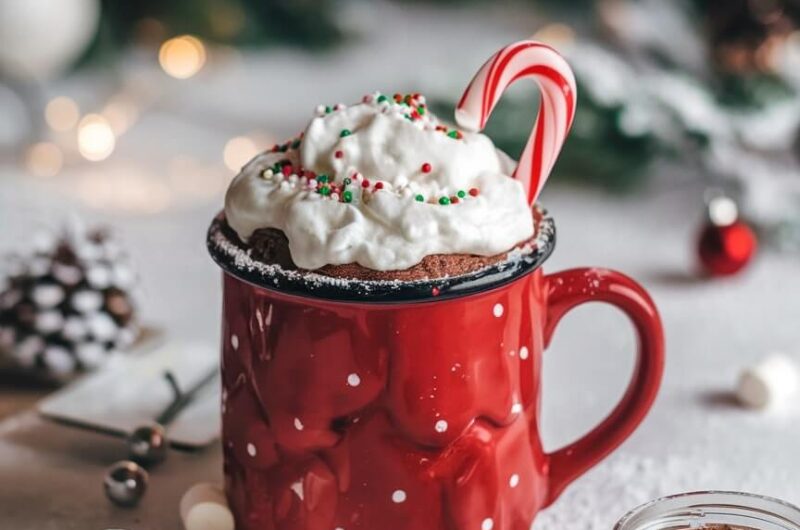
[509,474,520,488]
[435,420,448,433]
[482,518,494,530]
[391,490,406,503]
[347,373,361,387]
[290,480,304,500]
[511,402,523,414]
[247,443,257,457]
[231,334,239,350]
[294,417,304,430]
[493,303,504,318]
[519,346,529,360]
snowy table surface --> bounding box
[1,3,800,528]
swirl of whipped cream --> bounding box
[224,93,534,272]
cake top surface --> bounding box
[224,92,534,271]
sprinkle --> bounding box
[493,303,504,318]
[519,346,529,360]
[317,174,328,183]
[482,518,494,530]
[347,373,361,387]
[361,179,370,188]
[231,335,239,350]
[343,190,353,203]
[434,420,448,433]
[374,182,384,190]
[469,188,479,197]
[509,474,520,488]
[335,150,343,159]
[325,105,333,114]
[450,196,459,204]
[292,139,301,149]
[421,163,432,173]
[294,417,304,430]
[415,194,424,202]
[431,286,440,296]
[377,95,388,103]
[319,186,331,196]
[392,490,406,503]
[331,193,339,201]
[438,197,450,205]
[340,129,352,137]
[393,93,403,102]
[247,443,257,457]
[343,177,352,186]
[447,130,463,139]
[308,179,318,189]
[457,190,466,198]
[418,106,426,115]
[281,165,293,177]
[511,402,523,414]
[315,105,326,115]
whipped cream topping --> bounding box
[224,93,534,271]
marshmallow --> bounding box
[737,354,800,409]
[179,483,234,530]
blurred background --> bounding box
[2,1,800,528]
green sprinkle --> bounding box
[343,190,353,203]
[279,144,288,152]
[418,106,426,115]
[447,130,459,139]
[439,196,450,205]
[317,174,328,183]
[319,186,331,196]
[325,105,332,113]
[343,177,352,186]
[404,114,413,121]
[457,190,466,198]
[415,194,425,202]
[340,129,352,137]
[291,139,301,149]
[377,95,388,103]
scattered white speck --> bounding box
[519,346,529,360]
[231,334,239,350]
[294,417,304,430]
[435,420,448,433]
[509,350,515,356]
[509,474,520,488]
[247,443,257,457]
[482,518,494,530]
[493,303,504,318]
[290,480,304,500]
[511,403,523,414]
[392,490,407,503]
[347,373,361,387]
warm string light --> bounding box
[77,114,116,162]
[44,97,80,132]
[159,35,207,79]
[223,136,261,172]
[24,142,63,177]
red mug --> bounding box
[208,210,665,530]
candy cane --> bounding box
[455,40,577,205]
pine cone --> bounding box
[0,223,139,382]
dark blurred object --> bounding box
[696,0,800,74]
[82,0,344,65]
[0,220,139,383]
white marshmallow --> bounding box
[72,290,104,313]
[31,284,65,308]
[179,483,234,530]
[737,354,800,409]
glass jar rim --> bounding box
[206,207,555,303]
[615,491,800,530]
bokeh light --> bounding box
[44,96,80,132]
[24,142,63,177]
[223,136,260,172]
[102,95,139,135]
[78,114,116,162]
[159,35,207,79]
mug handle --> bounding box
[541,268,665,506]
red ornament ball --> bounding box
[698,220,757,276]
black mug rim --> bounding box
[206,208,556,304]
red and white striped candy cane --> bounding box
[456,40,577,205]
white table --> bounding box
[1,3,799,528]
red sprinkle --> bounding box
[431,287,440,296]
[394,93,403,102]
[305,170,316,179]
[421,163,432,173]
[281,165,293,176]
[361,179,370,188]
[450,196,459,204]
[334,150,343,159]
[374,182,384,190]
[271,145,280,152]
[468,188,479,197]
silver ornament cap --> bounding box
[104,460,148,507]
